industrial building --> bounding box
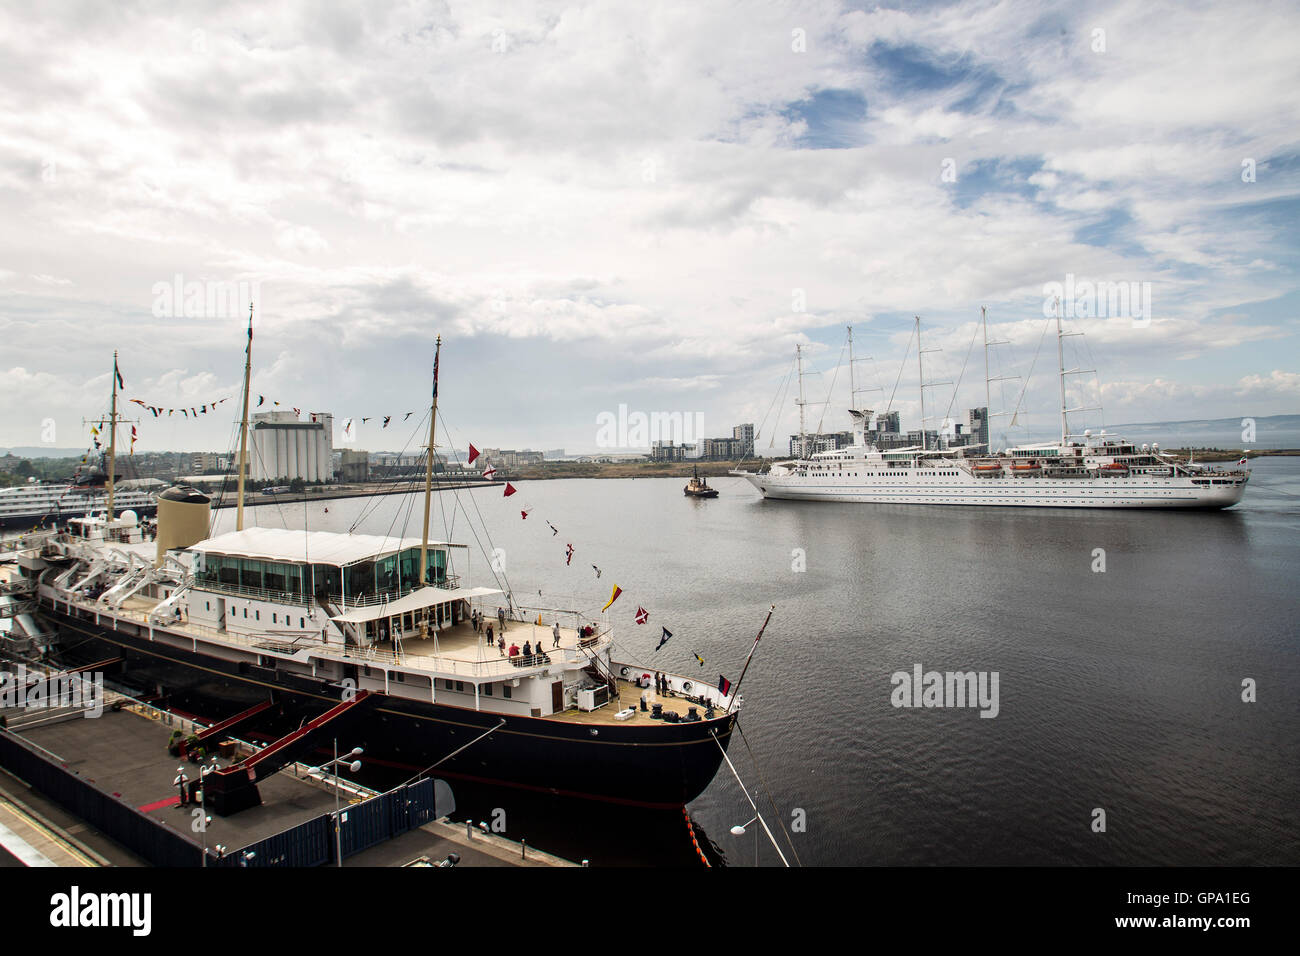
[249,410,334,483]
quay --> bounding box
[0,685,575,868]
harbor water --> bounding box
[210,458,1300,866]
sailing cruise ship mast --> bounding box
[235,303,254,531]
[1053,297,1100,444]
[914,316,951,453]
[980,307,1017,449]
[795,344,808,456]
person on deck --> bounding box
[508,643,519,658]
[497,606,506,633]
[552,622,561,648]
[485,623,494,646]
[523,641,532,659]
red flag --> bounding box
[467,444,480,465]
[634,606,648,625]
[503,483,517,497]
[520,509,530,519]
[718,675,732,696]
[482,465,497,480]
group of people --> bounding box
[467,607,565,658]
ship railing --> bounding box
[98,596,600,680]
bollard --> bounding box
[521,838,526,860]
[466,820,472,841]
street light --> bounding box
[310,739,363,867]
[198,760,219,868]
[731,815,759,867]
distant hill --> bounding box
[0,447,87,459]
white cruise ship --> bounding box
[736,313,1250,510]
[0,478,160,528]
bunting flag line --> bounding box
[601,585,623,612]
[718,675,732,696]
[383,416,391,427]
[463,435,725,673]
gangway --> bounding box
[184,697,279,757]
[202,691,373,815]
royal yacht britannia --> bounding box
[3,319,741,809]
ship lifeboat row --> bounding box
[972,462,1004,476]
[1098,462,1130,474]
[1010,461,1042,475]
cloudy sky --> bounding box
[1,0,1297,457]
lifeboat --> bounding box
[1099,462,1129,475]
[1011,460,1041,474]
[972,462,1003,476]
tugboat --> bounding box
[683,466,719,498]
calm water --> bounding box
[216,458,1300,866]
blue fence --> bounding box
[217,777,437,867]
[0,730,201,867]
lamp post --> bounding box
[730,815,759,867]
[198,760,218,867]
[311,739,362,867]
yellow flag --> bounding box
[601,584,623,612]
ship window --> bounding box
[483,683,492,696]
[503,685,512,699]
[272,613,277,623]
[395,671,404,682]
[206,601,210,611]
[243,608,247,618]
[255,610,260,621]
[300,618,305,628]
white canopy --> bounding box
[189,527,464,567]
[329,585,503,624]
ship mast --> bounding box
[235,303,253,532]
[916,316,925,452]
[1055,298,1068,444]
[847,326,856,408]
[106,351,119,520]
[795,344,807,458]
[420,336,441,587]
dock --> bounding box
[0,688,575,867]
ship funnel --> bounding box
[155,485,211,566]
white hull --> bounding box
[739,471,1247,509]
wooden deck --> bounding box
[547,678,717,724]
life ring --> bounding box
[620,666,629,677]
[682,681,692,692]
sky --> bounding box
[1,0,1297,458]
